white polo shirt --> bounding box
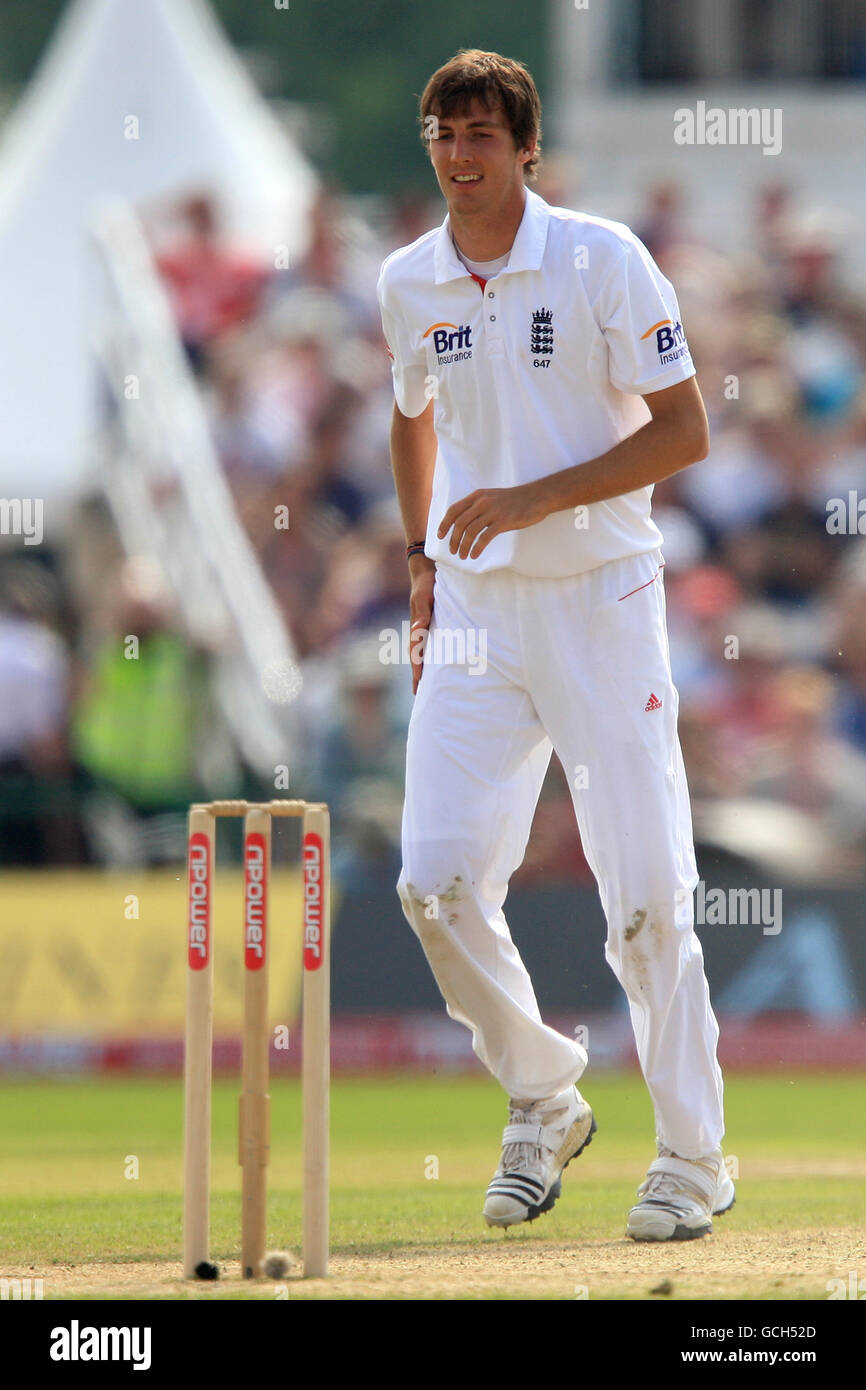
[376,186,696,579]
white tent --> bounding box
[0,0,316,513]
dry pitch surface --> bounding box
[8,1229,866,1301]
[1,1075,863,1300]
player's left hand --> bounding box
[437,482,549,559]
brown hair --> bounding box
[418,49,542,183]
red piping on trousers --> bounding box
[617,562,665,602]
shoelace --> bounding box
[640,1170,690,1203]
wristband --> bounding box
[406,542,427,559]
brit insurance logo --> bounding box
[423,321,473,364]
[641,318,690,367]
[530,307,554,365]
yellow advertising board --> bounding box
[0,868,328,1036]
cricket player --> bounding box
[377,50,734,1241]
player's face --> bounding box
[427,98,531,214]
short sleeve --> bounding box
[376,265,430,418]
[594,239,695,395]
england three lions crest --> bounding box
[530,307,554,364]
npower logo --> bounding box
[302,833,324,971]
[187,833,211,970]
[244,832,267,970]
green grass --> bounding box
[1,1072,864,1298]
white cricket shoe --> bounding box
[483,1086,596,1229]
[626,1146,736,1242]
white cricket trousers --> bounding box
[396,548,724,1158]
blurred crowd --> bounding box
[2,170,866,883]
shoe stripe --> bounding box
[487,1177,542,1197]
[639,1198,690,1214]
[487,1180,544,1204]
[486,1191,533,1210]
[490,1173,546,1195]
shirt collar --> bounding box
[433,186,550,285]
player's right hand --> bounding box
[408,559,436,694]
